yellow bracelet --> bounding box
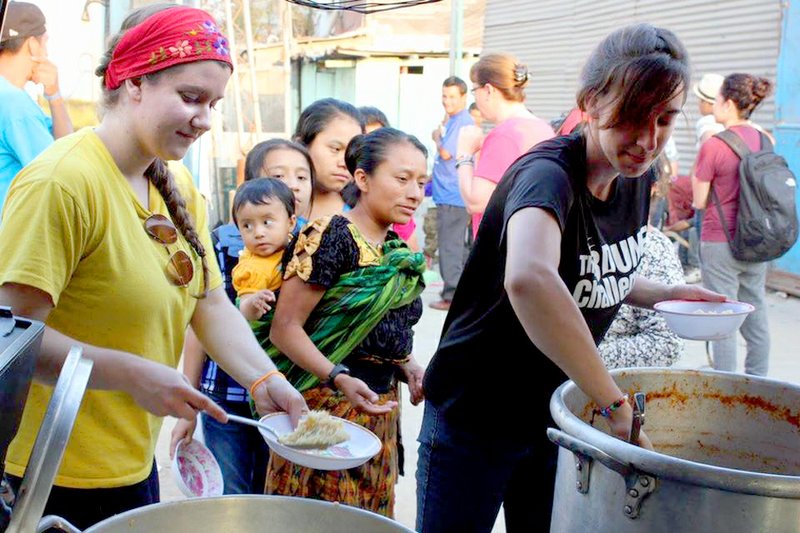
[249,370,285,397]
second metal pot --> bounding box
[549,368,800,532]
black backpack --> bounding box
[710,129,799,262]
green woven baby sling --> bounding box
[251,237,425,392]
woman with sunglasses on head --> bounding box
[456,53,555,238]
[417,24,725,532]
[0,5,305,528]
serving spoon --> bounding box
[226,413,327,449]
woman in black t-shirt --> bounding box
[417,24,725,533]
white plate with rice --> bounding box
[258,412,382,470]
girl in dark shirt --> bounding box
[417,24,725,532]
[266,128,429,517]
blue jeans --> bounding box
[202,398,270,494]
[415,403,558,532]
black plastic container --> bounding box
[0,307,44,513]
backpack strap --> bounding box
[714,129,752,161]
[709,129,749,248]
[758,130,774,152]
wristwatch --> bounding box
[326,363,351,390]
[455,154,475,169]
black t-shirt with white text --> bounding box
[423,132,652,440]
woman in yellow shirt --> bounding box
[0,5,305,529]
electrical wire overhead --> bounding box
[284,0,442,14]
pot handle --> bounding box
[547,428,633,477]
[547,428,657,519]
[36,515,82,533]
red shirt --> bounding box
[668,175,694,225]
[694,125,762,242]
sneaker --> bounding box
[684,267,701,284]
[428,299,451,311]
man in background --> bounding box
[0,1,72,209]
[694,73,725,147]
[429,76,474,311]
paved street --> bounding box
[155,276,800,532]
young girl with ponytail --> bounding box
[0,5,305,528]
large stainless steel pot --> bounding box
[549,368,800,532]
[39,496,414,533]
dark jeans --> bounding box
[202,397,269,494]
[677,225,700,269]
[416,403,558,532]
[7,460,159,531]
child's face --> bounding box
[236,199,296,258]
[469,108,483,127]
[260,148,313,219]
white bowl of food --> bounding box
[654,299,755,341]
[258,412,382,471]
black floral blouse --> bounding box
[284,215,423,393]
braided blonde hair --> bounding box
[96,3,212,297]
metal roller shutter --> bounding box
[483,0,781,171]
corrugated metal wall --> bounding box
[482,0,782,172]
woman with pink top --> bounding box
[456,53,554,237]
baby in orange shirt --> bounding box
[231,178,297,320]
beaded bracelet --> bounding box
[590,394,629,424]
[248,370,285,398]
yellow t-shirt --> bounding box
[231,248,283,296]
[0,128,222,488]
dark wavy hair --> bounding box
[720,73,773,119]
[576,23,690,129]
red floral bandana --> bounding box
[104,6,233,91]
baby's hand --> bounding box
[240,290,276,320]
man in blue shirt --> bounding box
[429,76,473,311]
[0,1,73,210]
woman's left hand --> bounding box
[667,284,727,303]
[401,356,425,406]
[251,375,309,427]
[457,125,484,156]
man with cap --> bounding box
[0,1,73,210]
[694,73,725,147]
